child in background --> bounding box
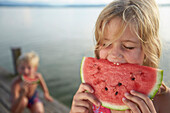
[11,51,53,113]
[70,0,170,113]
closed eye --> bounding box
[123,45,135,50]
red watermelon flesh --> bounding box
[80,57,163,110]
[21,75,40,84]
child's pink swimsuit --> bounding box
[93,105,111,113]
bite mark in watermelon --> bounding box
[21,75,40,84]
[80,57,163,111]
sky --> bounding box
[1,0,170,4]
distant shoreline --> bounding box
[0,2,169,8]
[0,3,106,8]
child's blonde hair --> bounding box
[94,0,161,68]
[17,51,39,67]
[94,0,168,94]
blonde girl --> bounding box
[70,0,170,113]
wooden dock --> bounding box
[0,67,70,113]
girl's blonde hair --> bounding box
[94,0,168,94]
[17,51,39,67]
[95,0,160,68]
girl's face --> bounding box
[17,62,37,76]
[99,17,144,65]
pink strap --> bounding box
[93,104,111,113]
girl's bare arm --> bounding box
[38,73,53,101]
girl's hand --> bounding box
[122,90,157,113]
[70,83,101,113]
[20,81,30,96]
[44,93,54,102]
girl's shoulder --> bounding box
[34,72,42,78]
[11,76,22,92]
[11,76,22,86]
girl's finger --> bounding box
[72,106,89,113]
[75,92,101,107]
[130,90,156,113]
[74,100,91,110]
[78,83,94,93]
[122,98,141,113]
[125,109,132,113]
[125,93,150,113]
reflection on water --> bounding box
[0,6,170,107]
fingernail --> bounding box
[97,102,101,107]
[124,93,129,96]
[98,102,101,106]
[130,90,135,93]
[122,97,126,101]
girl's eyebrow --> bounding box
[122,40,139,44]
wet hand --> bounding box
[122,90,157,113]
[70,83,101,113]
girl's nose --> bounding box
[24,68,29,74]
[108,44,123,59]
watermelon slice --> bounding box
[80,57,163,111]
[21,75,40,84]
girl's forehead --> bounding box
[19,61,32,67]
[103,17,140,43]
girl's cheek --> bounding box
[127,50,144,65]
[99,49,108,59]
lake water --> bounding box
[0,6,170,107]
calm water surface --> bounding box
[0,6,170,107]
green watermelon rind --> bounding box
[80,57,86,83]
[148,69,163,99]
[102,101,129,111]
[80,57,163,111]
[21,75,40,84]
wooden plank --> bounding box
[0,103,9,113]
[0,87,11,111]
[40,95,70,113]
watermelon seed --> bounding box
[118,82,122,86]
[130,73,136,81]
[105,87,108,91]
[131,77,135,81]
[115,91,118,95]
[93,64,97,67]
